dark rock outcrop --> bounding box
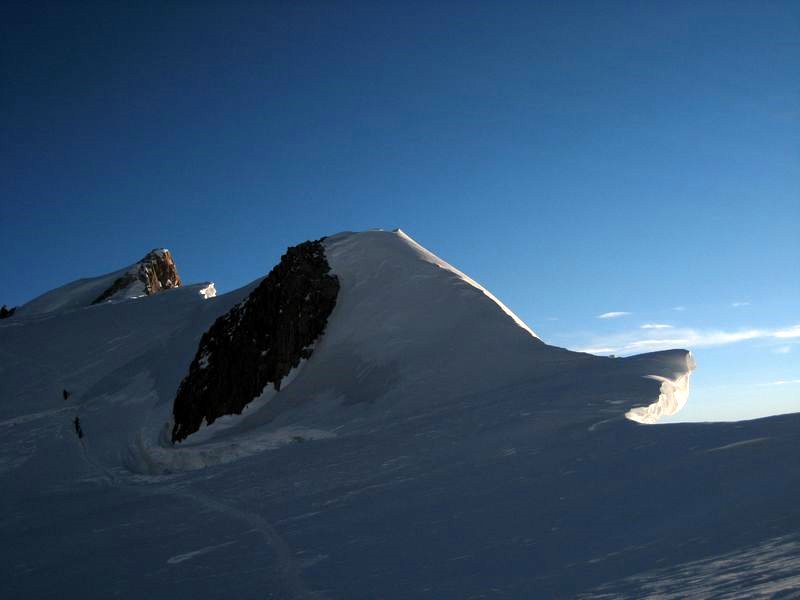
[171,240,339,443]
[92,249,182,305]
[0,305,15,319]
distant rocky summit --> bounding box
[0,305,15,319]
[10,247,186,318]
[171,240,339,443]
[92,249,182,305]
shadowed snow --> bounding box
[3,231,788,600]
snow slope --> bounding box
[14,248,182,317]
[1,230,798,599]
[13,263,142,316]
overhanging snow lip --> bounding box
[625,351,695,424]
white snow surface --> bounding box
[625,353,695,424]
[198,282,217,299]
[14,265,134,316]
[14,248,174,317]
[1,229,798,599]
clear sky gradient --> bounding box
[2,1,798,421]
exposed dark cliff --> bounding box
[171,240,339,443]
[92,249,182,305]
[0,305,16,319]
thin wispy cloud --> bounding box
[597,311,630,319]
[641,323,673,329]
[575,323,800,355]
[673,306,686,311]
[773,346,792,354]
[774,325,800,339]
[731,301,751,308]
[760,379,800,386]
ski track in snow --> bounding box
[167,541,238,564]
[0,406,73,427]
[162,487,323,600]
[705,437,769,453]
[75,435,322,600]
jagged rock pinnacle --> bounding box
[92,249,182,305]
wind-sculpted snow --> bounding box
[626,353,695,424]
[1,230,797,599]
[583,533,800,598]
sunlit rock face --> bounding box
[171,240,339,443]
[92,249,182,304]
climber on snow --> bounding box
[73,416,83,439]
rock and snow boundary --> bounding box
[166,229,693,455]
[170,239,340,442]
[4,229,759,600]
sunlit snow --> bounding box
[0,230,796,599]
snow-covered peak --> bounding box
[322,229,540,354]
[15,248,184,317]
[2,229,795,600]
[167,229,694,446]
[394,229,538,338]
[193,230,565,430]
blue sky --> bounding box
[2,1,797,421]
